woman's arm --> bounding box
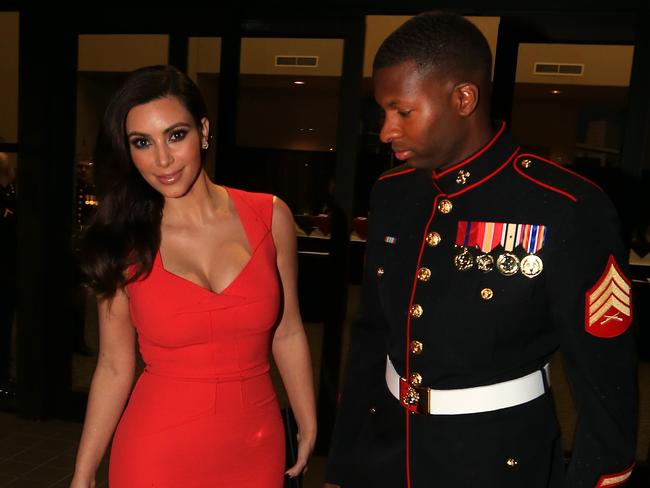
[271,197,317,478]
[70,288,136,487]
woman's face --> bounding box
[125,96,209,199]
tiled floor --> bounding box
[0,411,327,487]
[0,412,105,487]
[0,408,648,487]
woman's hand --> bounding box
[285,427,316,478]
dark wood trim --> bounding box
[621,11,650,181]
[0,144,19,153]
[215,30,242,183]
[16,12,77,419]
[619,10,650,242]
[168,34,189,73]
[491,16,520,123]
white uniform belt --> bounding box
[385,356,550,415]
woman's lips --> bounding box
[157,169,182,185]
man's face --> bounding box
[76,160,93,182]
[373,60,467,171]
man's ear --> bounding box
[453,82,480,117]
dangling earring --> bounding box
[202,141,209,150]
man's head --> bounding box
[76,159,94,183]
[372,12,493,170]
[374,12,492,90]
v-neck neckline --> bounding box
[157,187,256,296]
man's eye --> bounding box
[397,110,412,117]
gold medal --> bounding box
[454,248,474,271]
[520,254,543,278]
[476,254,494,273]
[496,252,520,276]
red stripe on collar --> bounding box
[446,147,520,198]
[436,121,506,178]
[378,167,417,181]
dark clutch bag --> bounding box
[282,407,303,488]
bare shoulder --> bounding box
[98,286,131,321]
[271,196,297,249]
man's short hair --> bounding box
[373,11,492,85]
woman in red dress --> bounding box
[70,65,316,487]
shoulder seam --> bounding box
[513,153,603,203]
[515,153,602,191]
[512,160,577,202]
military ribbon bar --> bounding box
[500,223,521,252]
[456,221,481,248]
[455,221,467,247]
[457,221,545,252]
[522,224,546,254]
[477,222,504,252]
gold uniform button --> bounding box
[520,158,532,169]
[417,267,431,282]
[376,266,385,278]
[438,199,453,214]
[409,372,423,386]
[409,304,423,318]
[410,340,423,355]
[456,169,471,185]
[506,458,518,468]
[481,288,494,300]
[426,231,441,247]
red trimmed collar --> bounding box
[432,121,519,196]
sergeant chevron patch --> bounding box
[585,255,632,338]
[595,463,634,487]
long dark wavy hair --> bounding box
[81,65,209,298]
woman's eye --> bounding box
[130,138,150,149]
[169,129,187,142]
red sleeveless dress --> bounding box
[109,188,285,487]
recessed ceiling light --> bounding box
[549,89,561,95]
[293,80,305,85]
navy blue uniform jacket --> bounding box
[326,123,638,488]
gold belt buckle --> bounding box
[400,380,430,414]
[415,385,430,414]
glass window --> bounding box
[0,12,19,144]
[71,35,170,391]
[188,37,221,178]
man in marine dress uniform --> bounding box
[325,11,638,488]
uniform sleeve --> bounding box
[545,190,638,487]
[325,184,390,485]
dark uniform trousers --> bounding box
[326,123,638,488]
